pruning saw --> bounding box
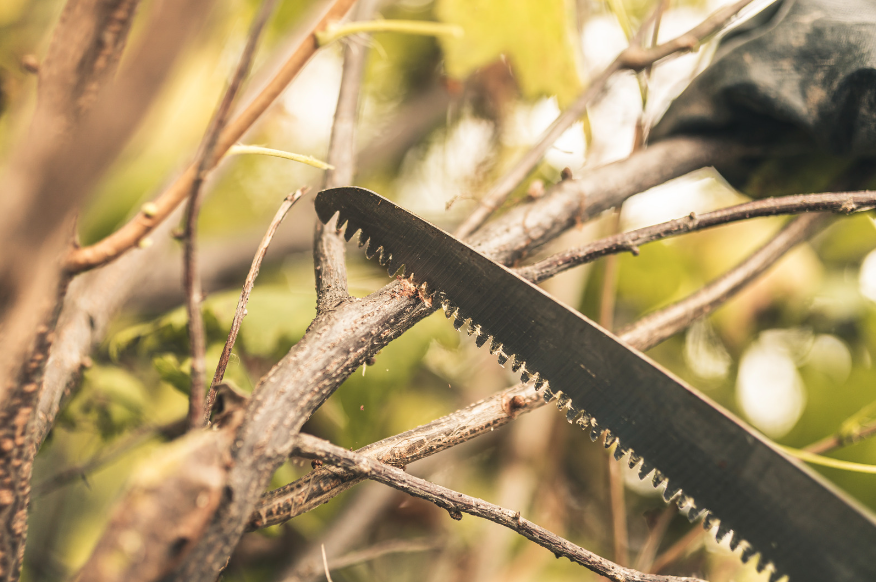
[315,186,876,582]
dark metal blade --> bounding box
[316,186,876,582]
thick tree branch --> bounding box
[0,1,213,577]
[293,434,705,582]
[519,190,876,283]
[63,0,359,274]
[468,136,755,265]
[453,0,756,239]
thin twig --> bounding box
[649,524,705,574]
[518,190,874,284]
[619,0,756,71]
[618,214,831,351]
[63,0,359,274]
[634,506,677,573]
[453,0,756,240]
[293,434,706,582]
[205,187,307,420]
[328,538,442,571]
[804,419,876,455]
[320,545,333,582]
[184,0,278,429]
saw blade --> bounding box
[315,186,876,582]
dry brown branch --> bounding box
[292,434,706,582]
[804,418,876,455]
[0,1,213,576]
[206,187,306,417]
[315,0,380,314]
[619,0,755,71]
[519,190,876,283]
[183,0,280,429]
[618,213,831,351]
[248,383,542,530]
[63,0,359,274]
[634,506,677,573]
[453,0,756,239]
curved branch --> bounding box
[63,0,359,274]
[519,191,875,283]
[618,213,830,351]
[294,435,706,582]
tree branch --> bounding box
[293,434,705,582]
[618,213,831,351]
[206,188,306,417]
[183,0,279,429]
[453,0,756,239]
[315,0,380,314]
[519,190,875,283]
[63,0,359,274]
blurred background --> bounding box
[2,0,875,580]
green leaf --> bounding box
[153,353,191,396]
[436,0,582,106]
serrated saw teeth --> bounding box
[555,394,571,411]
[637,460,653,480]
[728,531,741,552]
[686,503,706,523]
[565,406,580,424]
[323,214,838,582]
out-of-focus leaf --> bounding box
[153,353,191,396]
[66,365,148,439]
[206,286,315,358]
[436,0,582,106]
[818,213,876,264]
